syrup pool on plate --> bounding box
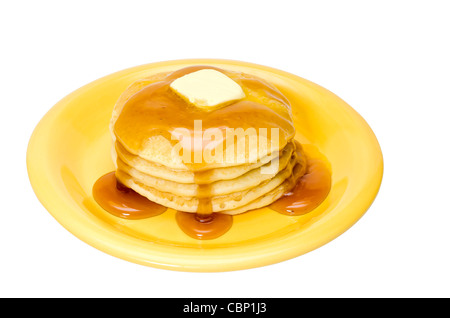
[92,154,331,240]
[92,171,167,219]
[269,157,331,216]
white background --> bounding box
[1,1,449,298]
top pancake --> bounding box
[110,66,295,171]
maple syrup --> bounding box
[175,211,233,240]
[92,171,167,219]
[269,157,331,215]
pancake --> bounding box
[116,141,297,197]
[115,141,306,214]
[110,66,295,170]
[110,65,306,215]
[116,155,306,214]
[114,139,295,184]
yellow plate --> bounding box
[27,59,383,272]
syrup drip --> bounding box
[172,167,234,239]
[175,211,233,240]
[92,171,167,219]
[269,157,331,216]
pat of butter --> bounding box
[170,69,245,109]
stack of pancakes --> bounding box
[110,66,307,215]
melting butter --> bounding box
[170,69,245,109]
